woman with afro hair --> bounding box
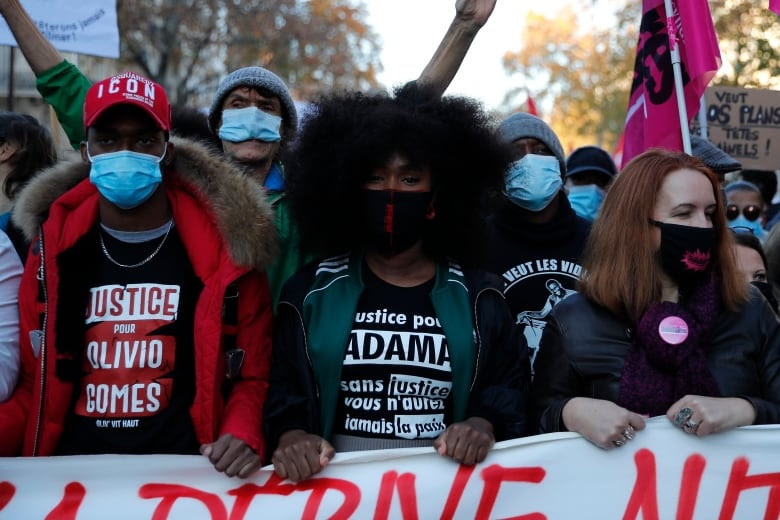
[264,83,530,482]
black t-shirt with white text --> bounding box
[332,265,452,449]
[57,226,203,455]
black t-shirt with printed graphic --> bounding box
[332,264,453,448]
[483,196,591,373]
[57,226,203,455]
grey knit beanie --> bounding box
[208,66,298,140]
[690,135,741,176]
[497,113,566,175]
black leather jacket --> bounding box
[531,288,780,433]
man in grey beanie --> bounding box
[497,113,567,175]
[205,66,306,309]
[208,66,298,185]
[483,112,591,373]
[494,112,571,224]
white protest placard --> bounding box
[0,0,118,59]
[1,420,778,519]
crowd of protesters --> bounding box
[0,0,777,484]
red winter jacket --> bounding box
[0,138,278,457]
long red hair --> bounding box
[579,149,748,321]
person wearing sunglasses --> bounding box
[724,180,768,242]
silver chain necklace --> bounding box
[99,219,174,269]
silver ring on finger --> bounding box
[683,419,700,434]
[623,426,635,440]
[674,407,693,427]
[612,439,625,447]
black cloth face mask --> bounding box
[652,220,715,287]
[360,189,433,257]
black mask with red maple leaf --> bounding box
[652,220,715,288]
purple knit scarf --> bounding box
[617,275,722,416]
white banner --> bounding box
[0,0,118,59]
[1,420,778,519]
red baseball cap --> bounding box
[84,72,171,131]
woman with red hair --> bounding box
[531,149,780,449]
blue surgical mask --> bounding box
[505,154,562,211]
[729,215,768,243]
[218,107,282,143]
[567,183,605,221]
[88,148,165,210]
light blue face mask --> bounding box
[88,148,165,210]
[218,106,282,143]
[729,214,768,243]
[567,183,605,221]
[505,154,562,211]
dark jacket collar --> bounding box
[493,191,591,244]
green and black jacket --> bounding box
[264,252,530,453]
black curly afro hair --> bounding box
[283,82,512,266]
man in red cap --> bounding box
[0,72,277,479]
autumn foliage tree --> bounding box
[225,0,381,100]
[117,0,222,105]
[501,3,637,152]
[711,0,780,88]
[113,0,381,106]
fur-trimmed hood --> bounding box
[12,137,278,271]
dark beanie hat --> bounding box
[566,146,618,181]
[208,66,298,139]
[690,135,741,175]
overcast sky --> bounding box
[365,0,528,112]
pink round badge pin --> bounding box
[658,316,689,345]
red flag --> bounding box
[620,0,721,168]
[525,90,539,116]
[771,0,780,13]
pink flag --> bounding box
[620,0,721,168]
[771,0,780,14]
